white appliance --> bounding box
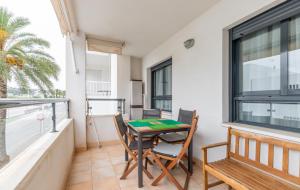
[129,80,143,120]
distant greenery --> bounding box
[0,7,60,98]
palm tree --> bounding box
[0,7,60,167]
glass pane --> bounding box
[288,16,300,90]
[154,69,163,96]
[239,24,280,93]
[238,102,271,124]
[154,100,171,111]
[165,65,172,96]
[271,103,300,129]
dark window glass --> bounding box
[239,25,281,93]
[230,1,300,132]
[238,102,271,124]
[288,16,300,90]
[151,59,172,112]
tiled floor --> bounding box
[66,144,229,190]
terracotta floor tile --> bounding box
[68,170,92,185]
[92,177,121,190]
[71,161,91,174]
[92,159,112,168]
[92,166,116,180]
[66,144,230,190]
[67,181,92,190]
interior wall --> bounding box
[130,56,142,80]
[66,32,87,150]
[117,55,131,114]
[142,0,285,161]
[86,52,111,82]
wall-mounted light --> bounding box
[184,38,195,49]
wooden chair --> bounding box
[113,113,153,180]
[202,127,300,190]
[130,109,162,141]
[149,116,199,190]
[143,109,162,119]
[159,108,196,144]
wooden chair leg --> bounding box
[120,158,133,179]
[179,162,191,190]
[121,162,138,179]
[203,169,208,190]
[145,158,148,170]
[228,185,232,190]
[143,166,153,179]
[147,157,154,165]
[151,155,183,190]
[150,153,185,190]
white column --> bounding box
[66,32,87,150]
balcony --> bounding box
[86,81,111,97]
[1,1,300,190]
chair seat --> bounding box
[133,133,156,138]
[129,140,154,150]
[159,133,186,143]
[208,159,300,190]
[152,142,182,158]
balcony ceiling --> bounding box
[73,0,220,57]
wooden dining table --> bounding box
[127,118,193,188]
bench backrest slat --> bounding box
[228,127,300,185]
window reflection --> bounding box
[239,24,280,92]
[288,16,300,90]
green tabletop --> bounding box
[128,119,185,130]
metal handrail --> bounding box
[86,98,125,114]
[0,98,70,133]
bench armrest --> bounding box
[202,142,228,150]
[202,142,228,165]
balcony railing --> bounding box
[86,98,125,115]
[86,81,111,97]
[0,98,70,169]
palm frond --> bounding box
[0,7,13,31]
[0,7,60,96]
[26,50,54,60]
[6,37,50,51]
[25,55,60,79]
[7,17,30,34]
[11,68,29,92]
[4,32,35,48]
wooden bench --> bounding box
[202,127,300,190]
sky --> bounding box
[0,0,66,90]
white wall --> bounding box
[142,0,285,161]
[66,33,87,150]
[117,55,131,114]
[131,56,142,80]
[86,52,111,82]
[0,119,74,190]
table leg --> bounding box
[124,135,128,161]
[138,133,143,188]
[188,136,193,174]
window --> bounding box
[230,0,300,132]
[151,58,172,112]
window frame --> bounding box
[229,0,300,132]
[151,58,172,112]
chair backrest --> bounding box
[113,113,128,139]
[177,108,196,125]
[143,109,161,119]
[113,113,135,157]
[177,116,199,159]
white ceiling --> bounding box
[73,0,220,57]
